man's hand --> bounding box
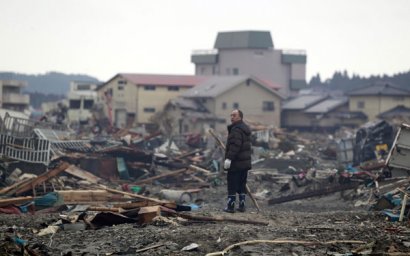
[224,159,231,170]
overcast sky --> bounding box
[1,0,409,82]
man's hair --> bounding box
[237,109,243,119]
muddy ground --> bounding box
[1,173,410,256]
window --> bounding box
[143,107,156,113]
[222,102,227,109]
[246,79,251,86]
[168,86,180,91]
[144,85,156,91]
[357,101,365,109]
[233,102,239,109]
[118,85,124,90]
[84,100,94,109]
[200,67,206,74]
[77,84,91,90]
[233,68,239,75]
[395,96,405,101]
[69,100,81,109]
[118,80,127,85]
[263,101,274,111]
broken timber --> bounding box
[268,182,360,205]
[133,168,189,185]
[174,212,268,226]
[102,186,176,209]
[14,161,70,196]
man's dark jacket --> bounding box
[225,120,252,171]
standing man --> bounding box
[223,109,252,213]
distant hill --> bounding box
[0,71,101,95]
[309,70,410,92]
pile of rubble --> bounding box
[1,113,410,255]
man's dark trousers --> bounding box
[227,169,248,195]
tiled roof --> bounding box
[378,105,410,118]
[305,97,348,114]
[119,73,209,87]
[282,94,328,110]
[348,81,410,96]
[181,75,283,99]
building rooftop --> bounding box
[119,73,209,87]
[305,97,348,114]
[214,31,273,49]
[348,81,410,96]
[181,75,282,98]
[282,94,328,110]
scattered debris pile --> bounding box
[1,113,410,255]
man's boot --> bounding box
[238,194,246,212]
[223,195,236,213]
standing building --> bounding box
[181,75,284,132]
[96,73,208,128]
[0,80,30,112]
[67,81,99,125]
[191,30,307,97]
[348,82,410,121]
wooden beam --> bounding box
[175,212,269,226]
[0,178,35,195]
[134,168,189,185]
[0,196,34,207]
[14,162,70,196]
[102,186,176,209]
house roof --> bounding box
[305,97,348,114]
[378,105,410,118]
[348,81,410,96]
[214,31,273,49]
[119,73,208,87]
[98,73,209,91]
[282,94,328,110]
[181,75,284,99]
[168,97,208,112]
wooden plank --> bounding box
[64,165,102,184]
[56,190,112,202]
[188,165,212,175]
[14,162,70,196]
[133,168,188,185]
[0,196,34,207]
[138,206,161,224]
[0,178,35,195]
[102,186,176,209]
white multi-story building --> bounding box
[67,81,98,124]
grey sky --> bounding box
[1,0,409,82]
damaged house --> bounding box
[282,94,367,131]
[158,97,225,135]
